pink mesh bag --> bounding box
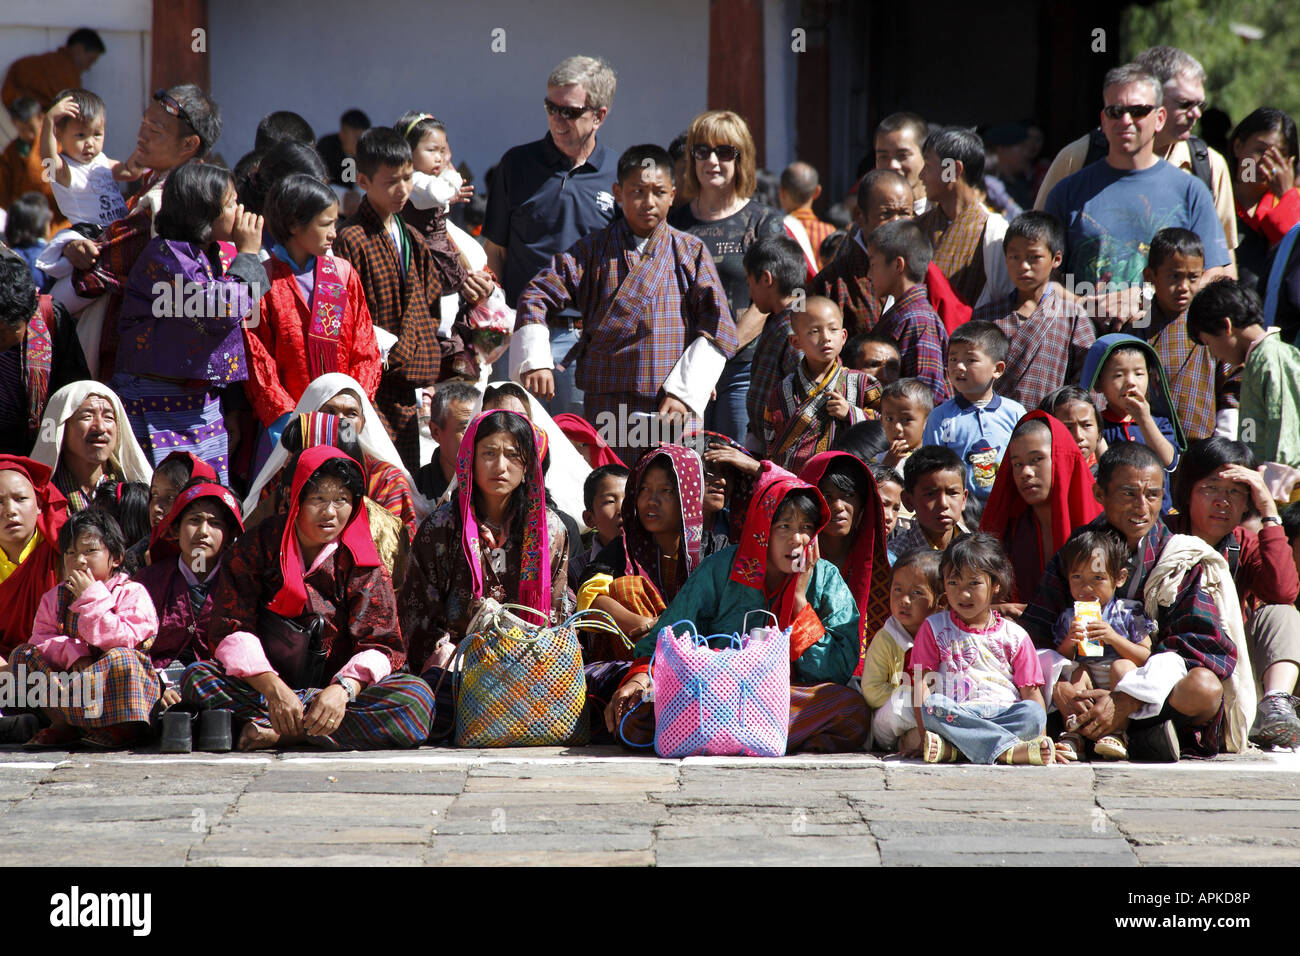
[651,613,791,758]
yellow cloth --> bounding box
[576,573,614,613]
[861,619,910,710]
[0,530,41,585]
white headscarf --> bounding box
[29,380,154,483]
[242,372,432,519]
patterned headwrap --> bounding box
[0,456,68,654]
[621,445,704,601]
[457,410,551,615]
[148,480,244,564]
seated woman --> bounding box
[243,373,427,538]
[30,381,153,514]
[799,451,892,668]
[980,411,1103,613]
[243,411,409,589]
[399,410,572,740]
[182,446,433,751]
[0,455,68,658]
[600,463,869,754]
[19,510,161,748]
[1169,437,1300,749]
[577,445,703,661]
[133,478,244,706]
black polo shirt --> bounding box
[483,133,618,307]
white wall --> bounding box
[208,0,711,181]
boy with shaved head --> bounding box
[779,160,835,270]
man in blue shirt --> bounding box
[485,55,619,416]
[1045,64,1233,331]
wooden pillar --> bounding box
[151,0,210,92]
[708,0,766,166]
[795,0,832,213]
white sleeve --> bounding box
[409,168,462,211]
[1213,407,1238,440]
[35,228,84,277]
[978,212,1013,309]
[510,322,554,377]
[661,337,728,418]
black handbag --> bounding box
[257,608,328,689]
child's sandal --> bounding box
[1056,730,1085,762]
[999,735,1055,765]
[922,731,959,763]
[1093,732,1129,761]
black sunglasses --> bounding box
[544,99,596,122]
[692,144,740,162]
[1175,98,1207,113]
[1102,104,1158,121]
[153,89,201,139]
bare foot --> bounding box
[898,726,923,757]
[238,722,280,751]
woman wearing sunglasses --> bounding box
[669,110,785,448]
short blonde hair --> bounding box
[683,110,757,200]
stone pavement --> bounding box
[0,746,1297,866]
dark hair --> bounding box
[1006,210,1064,257]
[667,131,688,162]
[940,531,1013,602]
[893,547,943,595]
[50,88,105,129]
[163,84,221,158]
[1281,502,1300,544]
[773,488,823,526]
[856,167,911,212]
[255,111,316,152]
[58,508,126,561]
[831,420,889,461]
[293,453,365,508]
[8,97,41,123]
[617,144,675,185]
[817,456,871,504]
[483,382,532,414]
[881,377,936,414]
[430,382,480,428]
[923,127,985,188]
[66,28,106,53]
[742,233,806,295]
[870,462,904,489]
[857,329,901,355]
[341,109,371,131]
[819,230,848,262]
[0,255,38,330]
[4,192,51,248]
[1008,415,1052,446]
[875,112,928,145]
[1096,442,1164,490]
[265,173,338,245]
[584,464,630,511]
[356,127,412,178]
[395,111,447,151]
[237,140,329,215]
[780,162,820,205]
[1147,227,1204,273]
[1187,278,1264,339]
[1230,108,1299,174]
[153,455,194,491]
[92,480,150,543]
[903,445,964,493]
[154,161,234,244]
[1040,385,1101,426]
[465,411,539,553]
[867,219,931,281]
[1058,528,1129,581]
[949,320,1009,364]
[963,495,985,529]
[1098,343,1151,381]
[1172,437,1257,518]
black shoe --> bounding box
[158,710,194,753]
[1128,719,1180,763]
[196,709,232,752]
[1248,694,1300,750]
[0,714,39,745]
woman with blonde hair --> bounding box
[669,110,785,446]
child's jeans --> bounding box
[921,693,1045,764]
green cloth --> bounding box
[637,545,860,685]
[1241,332,1300,467]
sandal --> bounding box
[1056,730,1085,762]
[922,731,959,763]
[23,724,82,749]
[1093,732,1129,761]
[82,726,141,750]
[999,735,1055,765]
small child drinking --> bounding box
[923,321,1027,500]
[862,549,943,752]
[1052,529,1155,761]
[38,89,143,234]
[911,532,1055,765]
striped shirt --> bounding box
[876,284,952,402]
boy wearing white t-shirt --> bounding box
[39,88,144,235]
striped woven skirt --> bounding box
[9,644,162,730]
[181,662,434,749]
[109,374,230,484]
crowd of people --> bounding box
[0,33,1298,764]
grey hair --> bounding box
[547,55,617,112]
[430,381,480,428]
[1134,46,1207,86]
[1102,64,1163,107]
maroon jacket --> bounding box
[132,559,215,667]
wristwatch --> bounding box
[1261,515,1283,526]
[335,677,359,703]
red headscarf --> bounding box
[621,445,704,601]
[266,446,379,617]
[730,462,830,629]
[0,456,68,654]
[552,413,625,468]
[149,481,244,564]
[799,451,892,651]
[156,450,218,484]
[980,410,1103,602]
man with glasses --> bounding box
[485,55,619,416]
[1043,64,1231,329]
[1035,47,1238,270]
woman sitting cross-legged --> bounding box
[599,462,870,753]
[182,446,434,750]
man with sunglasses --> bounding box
[484,55,619,416]
[1035,46,1238,271]
[1044,64,1231,330]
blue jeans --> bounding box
[704,355,751,444]
[544,325,584,418]
[921,693,1045,764]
